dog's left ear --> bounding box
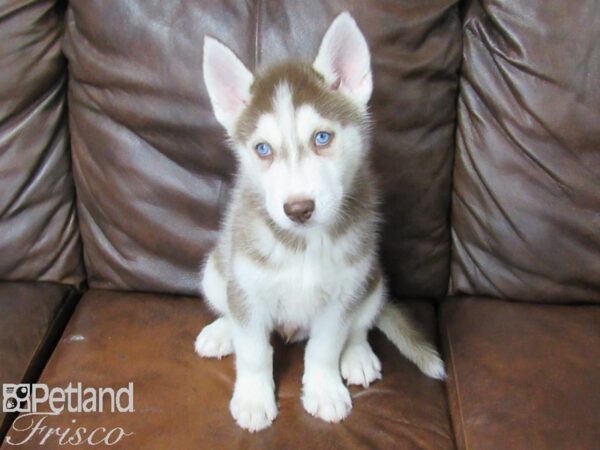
[313,12,372,106]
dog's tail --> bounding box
[375,302,446,380]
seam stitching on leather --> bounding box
[254,0,261,69]
[446,319,470,450]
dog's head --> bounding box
[203,12,372,231]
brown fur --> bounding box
[212,243,227,275]
[235,62,364,144]
[363,262,382,298]
[227,279,249,324]
[329,166,378,240]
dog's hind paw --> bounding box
[194,317,234,359]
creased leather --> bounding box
[450,0,600,302]
[64,0,461,297]
[441,297,600,450]
[0,0,83,284]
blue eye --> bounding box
[314,131,332,146]
[255,143,272,158]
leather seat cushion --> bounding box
[2,290,454,449]
[0,281,76,439]
[440,297,600,450]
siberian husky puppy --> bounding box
[196,12,445,432]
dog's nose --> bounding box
[283,199,315,224]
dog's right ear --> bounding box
[203,37,253,133]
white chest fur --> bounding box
[232,226,371,329]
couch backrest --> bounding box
[63,0,462,298]
[450,0,600,302]
[0,0,83,285]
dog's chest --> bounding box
[234,232,368,325]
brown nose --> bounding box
[283,199,315,224]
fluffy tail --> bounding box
[376,302,446,380]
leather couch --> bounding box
[1,1,598,448]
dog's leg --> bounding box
[302,304,352,422]
[340,328,381,388]
[195,251,234,358]
[340,281,385,387]
[200,250,229,315]
[229,316,277,432]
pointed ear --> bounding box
[203,36,254,132]
[313,12,372,106]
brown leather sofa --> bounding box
[1,1,598,449]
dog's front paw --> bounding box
[302,372,352,422]
[194,318,233,359]
[340,342,382,387]
[230,377,277,432]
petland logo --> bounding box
[3,383,134,446]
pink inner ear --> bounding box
[212,55,249,111]
[319,15,370,95]
[219,82,248,114]
[333,37,366,91]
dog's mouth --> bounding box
[280,215,319,231]
[271,209,323,233]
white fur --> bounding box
[194,317,233,359]
[239,88,357,231]
[340,332,382,387]
[200,255,228,314]
[234,231,375,329]
[229,317,277,432]
[301,301,353,422]
[198,12,445,433]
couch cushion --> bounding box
[0,281,76,440]
[2,290,454,449]
[440,297,600,450]
[0,0,83,284]
[450,0,600,302]
[63,0,461,298]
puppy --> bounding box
[196,12,445,432]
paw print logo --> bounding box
[2,384,31,413]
